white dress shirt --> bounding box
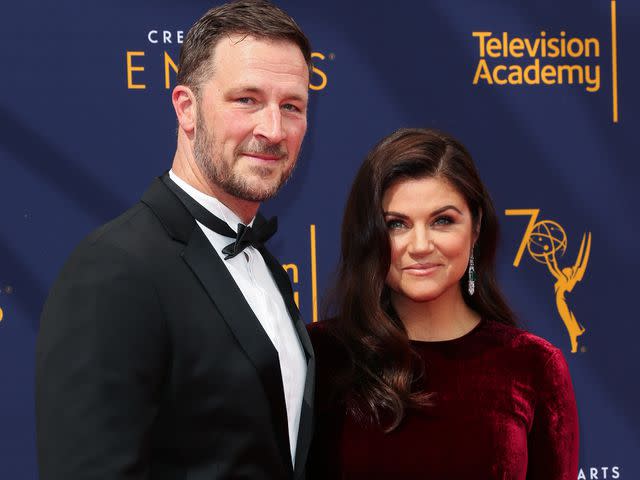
[168,171,306,465]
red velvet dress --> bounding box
[307,320,579,480]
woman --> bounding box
[308,128,578,479]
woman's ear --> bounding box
[473,208,483,245]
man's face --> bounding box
[193,35,309,203]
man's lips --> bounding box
[242,152,284,161]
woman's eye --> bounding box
[433,216,453,226]
[386,219,406,230]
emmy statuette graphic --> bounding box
[506,209,592,353]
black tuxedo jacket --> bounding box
[36,176,315,479]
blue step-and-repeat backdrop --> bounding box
[1,1,638,478]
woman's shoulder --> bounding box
[307,319,349,359]
[307,320,352,408]
[306,319,332,342]
[481,321,572,391]
[482,320,564,364]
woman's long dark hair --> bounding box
[328,128,516,431]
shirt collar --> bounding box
[168,169,254,233]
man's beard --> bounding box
[193,111,295,203]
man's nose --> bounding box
[254,105,286,144]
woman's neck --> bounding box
[392,287,480,341]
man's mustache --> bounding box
[241,141,287,158]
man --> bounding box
[36,1,314,478]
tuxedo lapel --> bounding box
[182,232,293,472]
[259,247,315,478]
[141,177,293,473]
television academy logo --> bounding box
[471,31,601,92]
[470,1,620,123]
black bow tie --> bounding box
[162,175,277,259]
[220,219,278,259]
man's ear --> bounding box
[172,85,197,134]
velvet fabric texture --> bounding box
[307,320,579,479]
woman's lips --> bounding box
[403,263,441,275]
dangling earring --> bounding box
[468,251,476,296]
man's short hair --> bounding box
[177,0,312,95]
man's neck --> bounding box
[171,156,259,224]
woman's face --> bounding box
[382,176,478,305]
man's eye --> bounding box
[282,103,301,113]
[236,97,254,104]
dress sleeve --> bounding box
[526,349,579,480]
